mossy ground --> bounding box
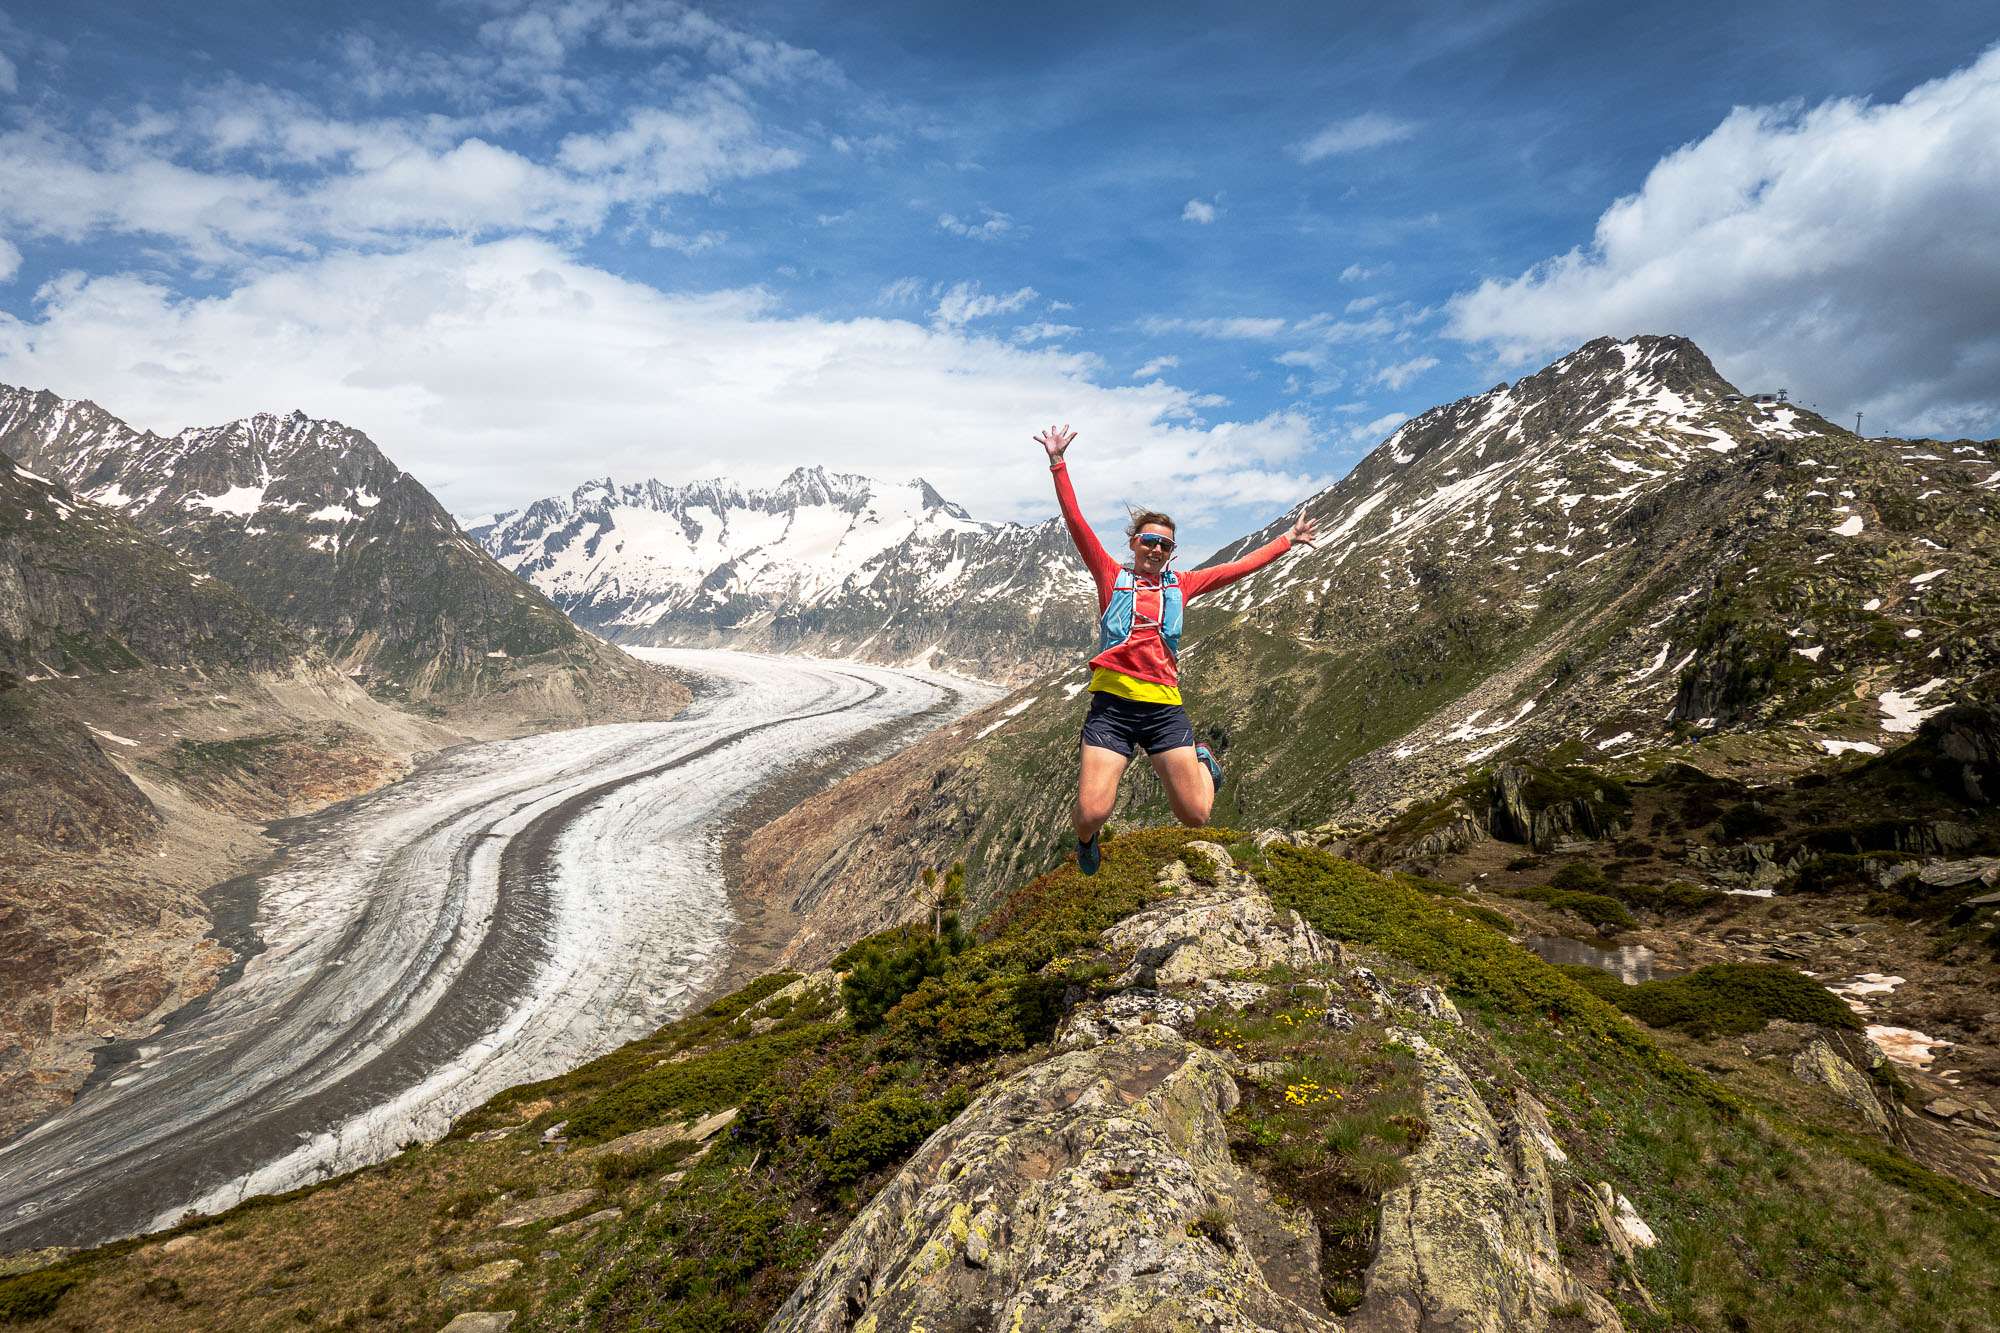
[1194,986,1426,1312]
[9,833,1996,1331]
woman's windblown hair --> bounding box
[1125,507,1176,537]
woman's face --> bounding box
[1128,523,1175,576]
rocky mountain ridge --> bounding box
[732,335,2000,924]
[0,384,682,724]
[475,465,1093,682]
[9,830,1992,1330]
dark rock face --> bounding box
[0,453,300,684]
[1486,764,1630,852]
[0,386,671,709]
[0,456,313,852]
[1886,702,2000,806]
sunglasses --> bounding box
[1135,533,1176,553]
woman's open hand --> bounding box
[1035,425,1077,460]
[1287,512,1320,549]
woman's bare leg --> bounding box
[1075,744,1130,842]
[1151,745,1215,827]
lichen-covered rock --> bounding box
[1792,1036,1894,1135]
[1055,988,1200,1049]
[765,1026,1340,1333]
[1100,851,1342,991]
[1351,1031,1620,1333]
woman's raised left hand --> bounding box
[1287,512,1319,549]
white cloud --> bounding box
[553,91,800,197]
[1133,355,1179,379]
[815,209,854,226]
[1138,315,1289,339]
[0,238,19,284]
[1374,355,1437,389]
[1346,411,1408,446]
[648,228,726,253]
[1344,295,1378,314]
[876,276,926,306]
[1293,113,1416,163]
[931,281,1037,327]
[338,0,844,104]
[1181,197,1217,224]
[0,87,797,262]
[0,239,1322,549]
[1447,44,2000,437]
[1012,321,1080,344]
[937,208,1013,241]
[1339,263,1377,282]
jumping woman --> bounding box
[1038,424,1318,875]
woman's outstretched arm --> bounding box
[1038,425,1118,603]
[1179,511,1319,601]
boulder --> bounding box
[493,1189,596,1230]
[1916,857,2000,890]
[581,1107,738,1161]
[438,1314,516,1333]
[1486,765,1628,852]
[438,1260,520,1303]
[766,1026,1338,1332]
[1792,1037,1894,1135]
[1350,1031,1621,1333]
[1098,848,1342,990]
[547,1207,623,1239]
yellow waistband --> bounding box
[1089,667,1182,706]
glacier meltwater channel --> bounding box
[0,650,993,1251]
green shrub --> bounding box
[1507,885,1636,932]
[819,1088,966,1186]
[437,1185,498,1219]
[595,1139,699,1185]
[1555,963,1632,1004]
[882,969,1064,1063]
[1256,846,1701,1092]
[834,921,968,1030]
[1600,878,1726,914]
[566,1023,834,1143]
[1608,964,1862,1038]
[0,1268,78,1325]
[1719,801,1785,841]
[1549,861,1609,892]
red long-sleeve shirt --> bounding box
[1052,458,1292,700]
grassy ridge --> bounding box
[6,834,1995,1331]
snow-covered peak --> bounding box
[479,466,1000,624]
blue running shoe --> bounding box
[1077,833,1102,876]
[1195,743,1225,795]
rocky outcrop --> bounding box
[1352,1032,1621,1333]
[1485,765,1629,852]
[1879,702,2000,806]
[773,843,1632,1332]
[768,1025,1337,1333]
[1791,1035,1894,1136]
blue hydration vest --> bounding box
[1098,568,1184,660]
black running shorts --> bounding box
[1079,690,1196,757]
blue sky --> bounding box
[1,1,1996,557]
